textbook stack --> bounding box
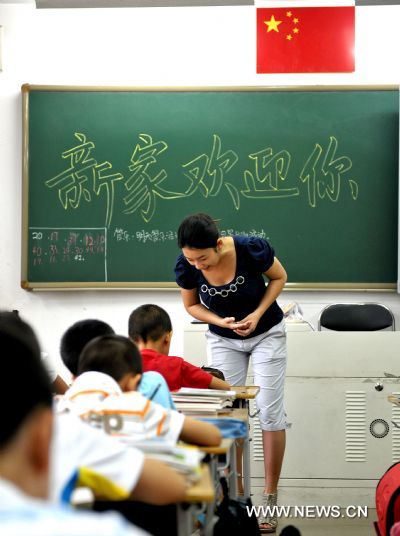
[172,388,236,416]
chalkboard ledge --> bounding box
[21,281,397,291]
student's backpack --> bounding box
[201,366,225,381]
[213,477,260,536]
[375,462,400,535]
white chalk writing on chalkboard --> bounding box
[113,227,269,244]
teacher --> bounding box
[174,213,289,534]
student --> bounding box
[0,312,186,507]
[40,350,69,394]
[6,310,68,394]
[0,315,148,535]
[60,318,115,377]
[52,411,187,506]
[62,333,222,447]
[128,304,231,392]
[60,318,175,409]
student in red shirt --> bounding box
[128,304,231,392]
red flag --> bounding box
[257,6,355,73]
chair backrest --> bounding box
[318,303,395,331]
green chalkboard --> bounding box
[22,85,399,289]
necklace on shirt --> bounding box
[200,275,245,298]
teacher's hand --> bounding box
[219,317,249,331]
[232,312,261,337]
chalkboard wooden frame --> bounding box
[21,84,399,291]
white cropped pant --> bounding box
[206,320,289,431]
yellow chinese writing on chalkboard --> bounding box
[45,132,358,227]
[45,133,123,228]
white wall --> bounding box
[0,3,399,378]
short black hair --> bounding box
[60,319,114,376]
[78,334,143,382]
[0,311,52,449]
[280,526,302,536]
[128,304,172,343]
[177,213,219,249]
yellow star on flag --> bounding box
[264,15,282,33]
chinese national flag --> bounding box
[257,6,355,73]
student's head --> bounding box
[60,319,114,376]
[177,213,223,271]
[0,312,53,499]
[0,310,41,358]
[78,334,143,392]
[128,304,172,352]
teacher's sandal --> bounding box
[259,492,278,534]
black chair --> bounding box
[318,303,395,331]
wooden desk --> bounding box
[230,385,260,401]
[177,464,215,536]
[230,386,260,420]
[217,407,248,421]
[195,410,250,500]
[199,438,237,500]
[216,408,251,498]
[184,464,215,503]
[199,437,234,456]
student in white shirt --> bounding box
[60,318,176,409]
[62,333,221,447]
[0,314,148,536]
[0,312,187,507]
[51,412,187,505]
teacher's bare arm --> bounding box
[233,257,287,337]
[180,288,247,330]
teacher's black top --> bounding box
[175,235,284,340]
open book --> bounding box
[129,442,204,483]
